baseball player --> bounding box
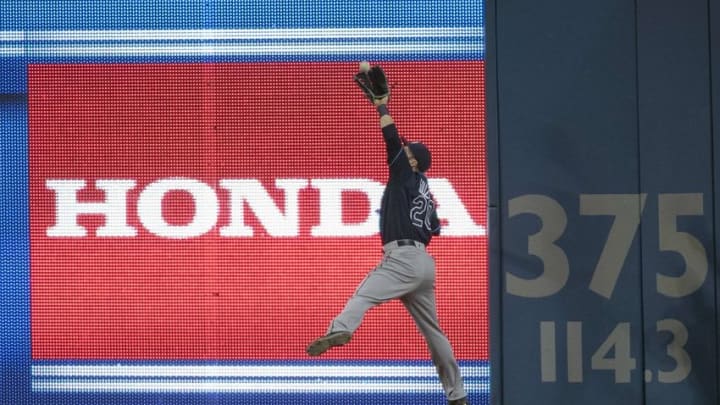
[306,64,469,405]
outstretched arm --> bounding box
[374,96,405,167]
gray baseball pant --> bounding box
[327,240,467,401]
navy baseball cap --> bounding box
[408,142,431,172]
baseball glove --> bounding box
[354,64,390,103]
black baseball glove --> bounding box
[354,64,390,103]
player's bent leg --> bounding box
[331,257,421,334]
[326,293,378,334]
[307,257,421,357]
[305,285,380,357]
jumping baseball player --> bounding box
[306,63,469,405]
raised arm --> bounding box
[374,96,405,167]
[375,96,394,128]
[354,64,410,172]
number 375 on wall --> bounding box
[506,193,708,299]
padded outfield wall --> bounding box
[487,0,720,404]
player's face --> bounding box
[403,146,419,172]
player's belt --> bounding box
[385,239,425,251]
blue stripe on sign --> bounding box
[0,100,30,395]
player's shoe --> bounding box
[306,331,352,356]
[448,397,470,405]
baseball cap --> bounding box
[408,142,431,172]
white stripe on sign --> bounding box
[32,379,490,393]
[0,45,23,55]
[32,364,489,378]
[0,27,484,58]
[1,27,482,41]
[5,42,480,57]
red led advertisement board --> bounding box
[29,62,487,361]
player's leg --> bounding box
[401,278,468,402]
[307,249,422,356]
[327,263,417,333]
[306,282,380,357]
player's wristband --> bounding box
[376,104,389,117]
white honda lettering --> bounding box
[137,178,218,239]
[46,179,137,237]
[310,178,384,237]
[45,177,485,238]
[428,178,486,236]
[219,179,308,237]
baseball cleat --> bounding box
[448,397,470,405]
[306,331,352,356]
